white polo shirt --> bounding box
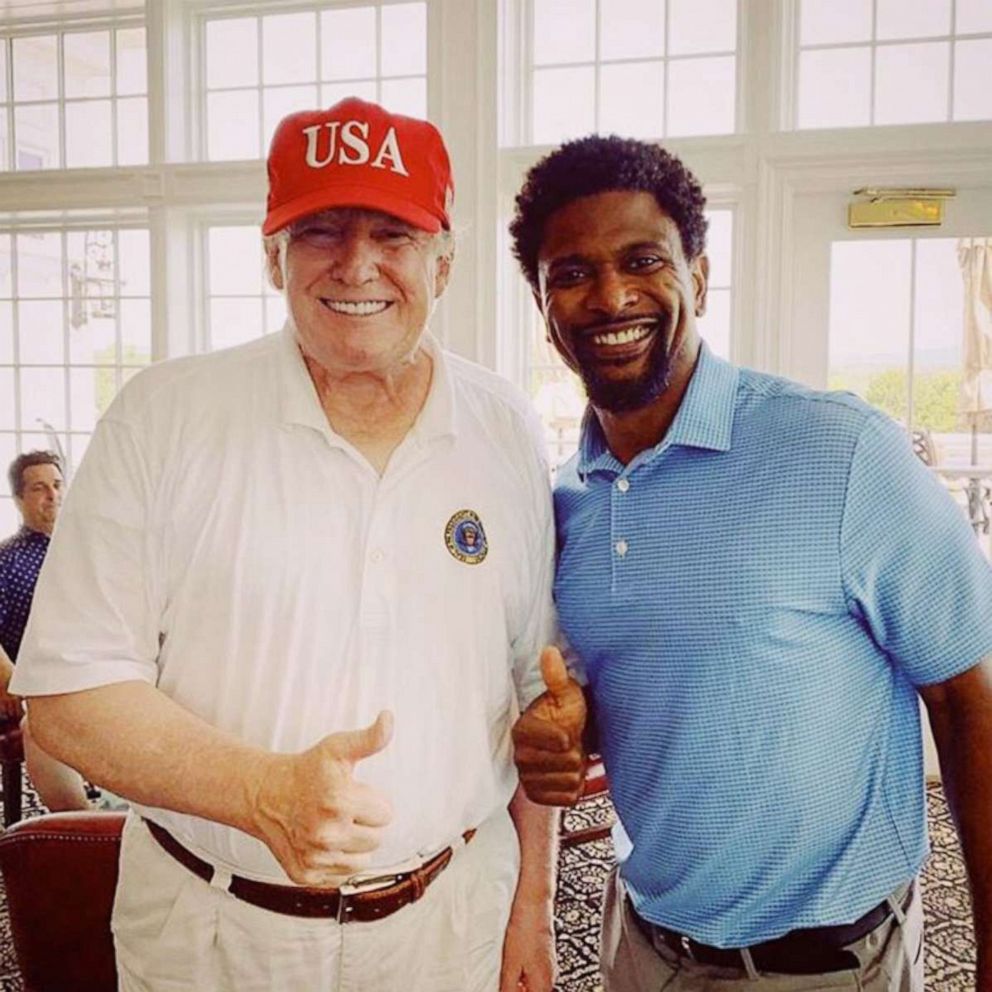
[13,327,555,882]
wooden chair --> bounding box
[0,810,124,992]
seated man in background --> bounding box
[510,134,992,992]
[12,98,557,992]
[0,450,94,812]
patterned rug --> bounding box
[0,776,975,990]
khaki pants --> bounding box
[600,868,924,992]
[112,809,519,992]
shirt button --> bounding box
[616,478,630,493]
[615,540,628,557]
[369,548,385,564]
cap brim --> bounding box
[263,182,443,235]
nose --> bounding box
[584,266,638,317]
[329,232,380,285]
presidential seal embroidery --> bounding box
[445,509,488,564]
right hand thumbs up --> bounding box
[511,646,588,807]
[252,711,394,888]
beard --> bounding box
[573,321,674,413]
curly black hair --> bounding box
[509,135,708,291]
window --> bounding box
[0,221,150,529]
[0,24,147,171]
[202,3,428,162]
[796,0,992,129]
[508,0,737,146]
[205,224,286,351]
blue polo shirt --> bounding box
[554,345,992,948]
[0,526,50,661]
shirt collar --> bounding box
[276,324,456,443]
[16,525,49,544]
[576,342,739,479]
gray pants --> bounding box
[600,868,924,992]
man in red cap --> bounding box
[13,98,558,992]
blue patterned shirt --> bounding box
[0,526,50,661]
[554,345,992,947]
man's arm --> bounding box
[500,784,558,992]
[919,655,992,990]
[28,680,393,887]
[0,643,23,721]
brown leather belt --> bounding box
[633,880,915,976]
[144,819,475,922]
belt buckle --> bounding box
[336,873,403,924]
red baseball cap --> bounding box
[262,97,454,236]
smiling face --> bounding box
[268,207,450,378]
[15,462,63,536]
[535,190,708,414]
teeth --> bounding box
[591,325,652,346]
[322,299,390,316]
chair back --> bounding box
[0,811,124,992]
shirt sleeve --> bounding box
[510,406,560,710]
[11,411,162,696]
[840,411,992,686]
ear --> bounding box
[434,250,453,299]
[265,240,285,291]
[691,254,709,317]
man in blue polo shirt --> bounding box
[509,135,992,991]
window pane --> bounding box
[667,56,735,136]
[207,18,259,89]
[381,3,426,77]
[69,307,116,364]
[210,298,264,351]
[0,44,7,102]
[67,230,115,295]
[669,0,736,55]
[0,236,12,297]
[321,6,376,80]
[379,77,426,118]
[699,287,730,359]
[69,367,102,431]
[800,0,872,45]
[957,0,992,33]
[599,61,664,138]
[13,35,58,101]
[117,97,149,166]
[322,80,378,106]
[0,436,16,486]
[209,227,265,296]
[118,230,150,296]
[874,42,949,125]
[65,100,113,168]
[0,373,14,428]
[0,115,9,173]
[21,367,66,430]
[64,31,111,99]
[14,103,60,170]
[533,0,595,65]
[119,297,151,361]
[0,303,11,362]
[17,300,64,363]
[954,39,992,121]
[599,0,665,61]
[116,28,147,96]
[532,67,595,143]
[797,47,871,128]
[16,233,62,298]
[828,240,912,423]
[263,85,319,152]
[262,12,316,85]
[207,90,260,161]
[876,0,951,41]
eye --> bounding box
[627,253,665,272]
[549,266,588,287]
[294,227,340,249]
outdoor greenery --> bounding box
[829,367,964,431]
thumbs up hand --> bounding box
[251,711,394,887]
[511,647,588,807]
